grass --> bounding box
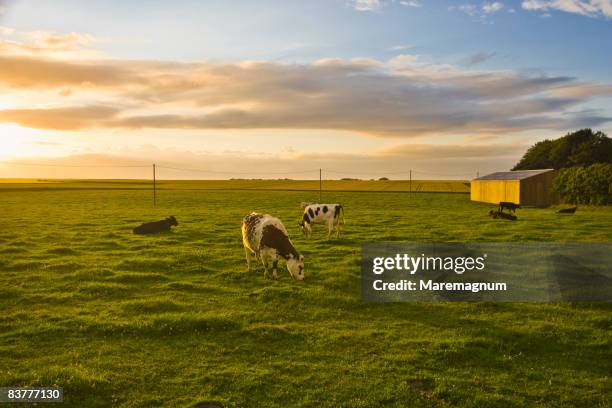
[0,180,610,407]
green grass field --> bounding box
[1,180,610,407]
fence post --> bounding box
[319,168,322,203]
[153,163,156,207]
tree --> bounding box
[512,129,612,170]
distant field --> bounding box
[1,181,610,407]
[0,178,470,193]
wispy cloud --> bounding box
[451,2,507,22]
[482,2,505,13]
[350,0,383,11]
[350,0,423,12]
[389,44,414,52]
[521,0,612,18]
[399,1,422,7]
[0,26,102,58]
[462,51,497,66]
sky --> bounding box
[0,0,611,179]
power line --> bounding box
[323,168,474,178]
[411,170,475,177]
[156,165,319,175]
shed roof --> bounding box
[474,169,554,181]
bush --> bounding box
[553,163,612,205]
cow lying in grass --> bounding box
[133,216,178,234]
[241,212,305,280]
[557,207,577,214]
[489,210,517,221]
[300,203,344,239]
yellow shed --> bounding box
[471,169,557,207]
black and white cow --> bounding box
[300,203,344,239]
[241,212,305,280]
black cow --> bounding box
[557,207,577,214]
[499,202,520,213]
[489,210,517,221]
[133,216,178,234]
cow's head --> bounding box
[168,216,178,226]
[286,254,305,280]
[298,219,311,237]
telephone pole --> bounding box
[319,168,322,203]
[153,163,156,207]
[409,169,412,195]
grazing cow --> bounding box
[133,216,178,234]
[489,210,517,221]
[300,203,344,239]
[557,207,577,214]
[499,202,520,213]
[241,212,304,280]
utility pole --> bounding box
[153,163,156,207]
[477,170,479,179]
[319,168,322,203]
[409,169,412,195]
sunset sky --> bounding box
[0,0,611,179]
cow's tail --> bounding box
[241,222,256,254]
[340,205,345,225]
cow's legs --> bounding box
[244,246,252,271]
[272,258,279,279]
[260,252,272,278]
[335,220,341,239]
[261,256,269,278]
[327,220,334,240]
[304,223,312,238]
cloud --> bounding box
[31,141,63,146]
[400,1,422,7]
[521,0,612,18]
[0,52,611,136]
[0,26,14,35]
[453,4,479,16]
[482,2,504,13]
[0,26,101,58]
[0,55,139,88]
[462,51,497,66]
[350,0,382,11]
[0,106,119,130]
[351,0,422,11]
[374,142,528,158]
[451,2,507,21]
[0,0,9,18]
[389,44,414,52]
